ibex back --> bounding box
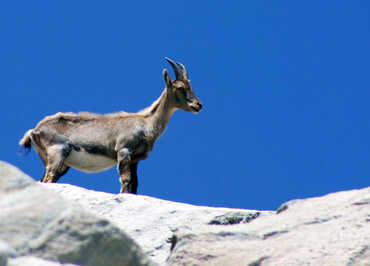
[19,58,203,194]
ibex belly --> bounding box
[65,149,116,173]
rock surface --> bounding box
[42,182,262,264]
[167,188,370,266]
[44,182,370,266]
[7,256,77,266]
[2,161,369,265]
[0,161,154,266]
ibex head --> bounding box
[163,57,203,113]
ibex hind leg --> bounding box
[29,131,48,181]
[41,165,70,183]
[41,144,71,183]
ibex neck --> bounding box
[142,89,177,140]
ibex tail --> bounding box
[19,129,33,155]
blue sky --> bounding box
[2,2,370,210]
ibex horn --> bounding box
[177,62,188,80]
[165,57,183,80]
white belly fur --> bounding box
[65,150,116,173]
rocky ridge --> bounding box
[0,161,154,266]
[1,161,369,265]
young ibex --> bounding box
[19,58,202,194]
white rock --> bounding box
[0,240,14,266]
[7,256,77,266]
[167,187,370,266]
[43,183,265,265]
[0,161,155,266]
[43,182,370,266]
[5,161,369,265]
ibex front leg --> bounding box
[129,162,138,194]
[117,148,136,194]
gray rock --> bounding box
[44,180,370,266]
[0,240,14,266]
[0,161,154,266]
[43,182,265,265]
[7,160,369,265]
[167,187,370,266]
[7,256,77,266]
[208,211,260,225]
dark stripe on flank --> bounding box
[77,143,116,159]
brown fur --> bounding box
[19,58,203,193]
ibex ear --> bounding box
[163,69,172,89]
